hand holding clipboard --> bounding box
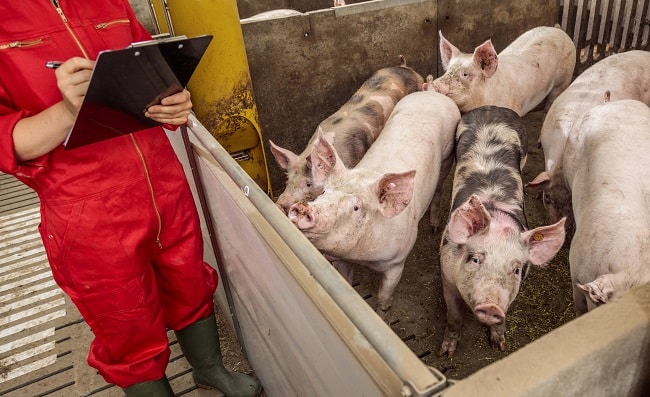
[63,34,212,150]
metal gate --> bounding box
[560,0,650,74]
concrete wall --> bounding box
[238,0,559,196]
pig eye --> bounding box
[460,70,471,79]
[468,254,482,265]
[353,205,359,211]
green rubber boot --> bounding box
[123,377,174,397]
[175,313,261,397]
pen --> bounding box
[45,61,63,69]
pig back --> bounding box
[273,64,423,212]
[451,106,528,220]
[495,25,576,115]
[319,65,425,168]
[357,91,460,210]
[540,50,650,174]
[568,100,650,303]
[566,99,650,215]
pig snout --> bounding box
[431,79,449,95]
[474,303,505,325]
[287,202,315,229]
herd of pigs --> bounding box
[267,24,650,358]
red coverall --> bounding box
[0,1,218,388]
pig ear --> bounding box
[269,140,298,170]
[525,171,550,190]
[473,39,498,78]
[422,74,434,91]
[577,275,615,304]
[310,129,343,185]
[448,194,491,244]
[439,31,461,71]
[523,217,566,265]
[376,170,415,218]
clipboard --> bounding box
[63,34,213,150]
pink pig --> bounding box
[563,100,650,314]
[288,91,460,316]
[424,25,575,116]
[526,50,650,229]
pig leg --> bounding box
[572,284,589,316]
[375,263,405,318]
[429,156,454,232]
[331,259,355,285]
[438,279,465,358]
[544,76,572,113]
[488,322,507,352]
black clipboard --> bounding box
[63,34,213,150]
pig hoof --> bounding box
[490,330,506,352]
[437,340,457,358]
[376,307,391,323]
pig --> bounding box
[287,91,460,316]
[526,50,650,229]
[424,25,576,116]
[270,60,424,214]
[334,0,346,6]
[562,99,650,314]
[438,106,566,358]
[240,9,303,23]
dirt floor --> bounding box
[220,109,576,391]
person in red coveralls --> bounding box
[0,2,261,396]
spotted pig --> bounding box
[438,106,566,358]
[270,59,424,213]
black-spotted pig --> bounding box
[438,106,566,358]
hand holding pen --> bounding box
[46,57,95,118]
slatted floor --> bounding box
[0,173,225,397]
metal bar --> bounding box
[179,124,250,360]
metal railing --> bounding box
[560,0,650,75]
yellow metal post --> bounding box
[151,0,272,195]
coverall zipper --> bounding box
[51,0,164,249]
[130,135,164,249]
[95,19,131,30]
[51,0,89,59]
[0,39,45,50]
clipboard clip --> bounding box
[129,34,189,48]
